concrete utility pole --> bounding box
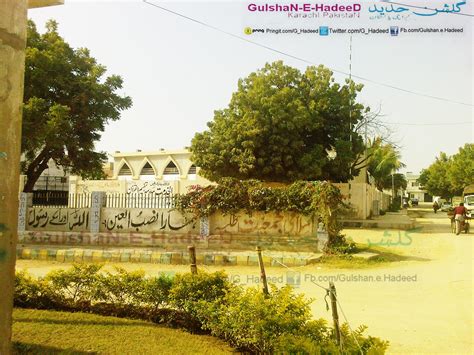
[0,1,62,352]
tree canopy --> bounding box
[21,20,132,192]
[366,138,405,191]
[190,61,369,183]
[419,144,474,198]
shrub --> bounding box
[195,285,313,353]
[142,273,174,311]
[324,234,357,255]
[44,263,103,306]
[14,268,389,354]
[169,271,231,315]
[388,199,401,212]
[95,267,146,306]
[339,324,390,354]
[14,271,58,310]
[273,333,326,354]
[176,178,350,253]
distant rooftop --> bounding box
[113,149,190,158]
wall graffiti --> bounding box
[200,216,210,237]
[101,209,194,233]
[127,181,173,195]
[212,212,314,237]
[80,180,122,193]
[27,208,89,231]
[17,230,318,252]
[18,194,27,231]
[18,230,199,247]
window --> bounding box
[188,165,197,174]
[139,162,155,180]
[140,162,155,175]
[163,161,179,181]
[188,165,197,180]
[118,163,133,181]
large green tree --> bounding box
[418,153,453,198]
[447,143,474,194]
[191,61,368,183]
[21,20,132,192]
[419,144,474,198]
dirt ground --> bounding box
[16,211,473,354]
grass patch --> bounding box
[12,308,234,355]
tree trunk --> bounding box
[23,151,50,192]
[0,1,28,352]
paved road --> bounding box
[16,211,473,354]
[307,212,473,354]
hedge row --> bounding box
[15,264,388,354]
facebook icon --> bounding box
[390,26,399,36]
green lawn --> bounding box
[12,308,234,354]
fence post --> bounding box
[256,246,269,296]
[329,282,341,348]
[18,192,33,232]
[188,245,198,274]
[317,220,329,251]
[90,191,106,233]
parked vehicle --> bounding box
[411,198,419,206]
[440,202,453,212]
[463,184,474,213]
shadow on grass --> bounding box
[356,244,431,263]
[308,245,430,268]
[13,342,97,355]
[13,317,156,328]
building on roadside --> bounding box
[404,172,433,202]
[70,149,213,195]
[67,148,391,219]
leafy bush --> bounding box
[44,263,103,305]
[95,267,146,306]
[14,271,58,310]
[14,267,388,354]
[169,271,231,315]
[273,333,330,354]
[176,178,350,253]
[388,199,401,212]
[339,324,390,354]
[195,285,312,353]
[324,234,357,255]
[176,178,343,219]
[142,273,174,311]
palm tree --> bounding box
[367,138,405,191]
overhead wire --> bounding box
[143,0,473,107]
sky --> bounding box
[28,0,473,175]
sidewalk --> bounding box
[15,245,378,267]
[341,210,416,230]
